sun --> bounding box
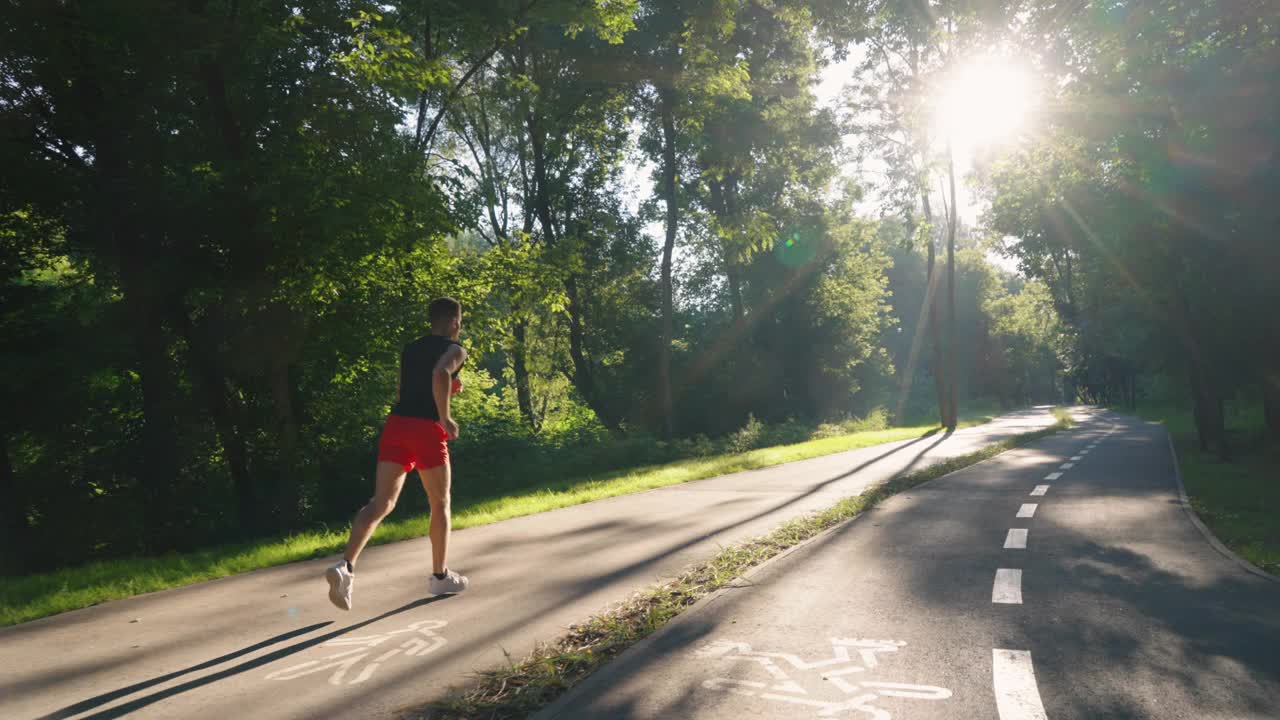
[933,54,1038,157]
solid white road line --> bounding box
[1060,462,1074,469]
[992,569,1023,604]
[1004,528,1028,549]
[992,649,1049,720]
[1030,485,1049,496]
[1044,472,1062,481]
[1017,503,1037,518]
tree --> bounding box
[984,0,1280,456]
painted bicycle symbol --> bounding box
[265,619,447,686]
[694,637,951,719]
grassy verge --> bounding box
[1127,405,1279,576]
[417,412,1071,719]
[0,416,996,627]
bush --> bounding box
[672,434,717,458]
[848,406,890,432]
[726,414,765,454]
[810,407,890,439]
[759,417,810,447]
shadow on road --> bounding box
[40,596,449,720]
[534,418,1280,719]
[555,430,955,600]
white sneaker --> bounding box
[325,561,354,611]
[428,569,469,595]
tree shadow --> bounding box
[40,596,450,720]
[539,431,955,601]
[531,417,1280,719]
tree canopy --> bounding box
[2,0,1271,574]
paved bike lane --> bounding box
[0,410,1059,720]
[538,411,1280,720]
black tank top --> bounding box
[390,335,462,421]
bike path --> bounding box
[0,409,1058,720]
[539,410,1280,720]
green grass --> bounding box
[418,413,1071,719]
[0,415,995,627]
[1124,404,1279,576]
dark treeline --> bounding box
[981,0,1280,456]
[14,0,1255,576]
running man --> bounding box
[326,297,470,611]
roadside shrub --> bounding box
[726,414,765,454]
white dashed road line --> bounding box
[986,416,1112,717]
[992,649,1049,720]
[992,569,1023,604]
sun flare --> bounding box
[934,54,1039,155]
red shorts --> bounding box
[377,414,449,471]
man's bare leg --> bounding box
[343,461,409,567]
[419,462,452,574]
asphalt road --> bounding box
[538,409,1280,720]
[0,409,1060,719]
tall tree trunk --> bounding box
[921,191,949,427]
[725,256,745,322]
[176,310,256,536]
[1214,396,1229,460]
[0,432,27,574]
[270,362,301,529]
[1264,373,1280,441]
[414,10,434,149]
[85,65,185,552]
[944,143,959,430]
[709,177,745,323]
[1189,367,1209,451]
[563,275,620,431]
[657,86,679,440]
[126,281,185,552]
[524,95,618,431]
[724,180,746,323]
[1174,284,1226,458]
[1188,361,1227,458]
[511,320,537,429]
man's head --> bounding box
[428,297,462,339]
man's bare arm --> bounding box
[433,345,467,434]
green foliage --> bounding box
[981,0,1280,451]
[725,413,765,454]
[0,0,1080,586]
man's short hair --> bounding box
[428,297,462,326]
